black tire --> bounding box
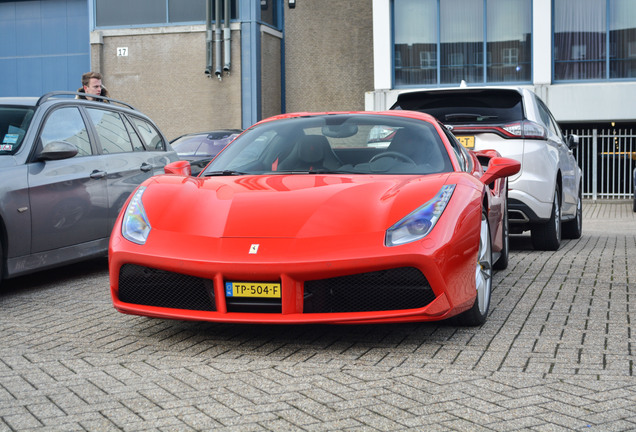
[563,187,582,239]
[531,187,561,251]
[493,192,509,270]
[455,210,492,326]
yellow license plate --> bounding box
[456,136,475,149]
[225,282,281,298]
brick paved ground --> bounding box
[0,200,634,431]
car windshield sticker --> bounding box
[3,134,19,144]
[1,144,14,151]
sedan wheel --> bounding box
[456,210,492,326]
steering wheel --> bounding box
[370,151,416,165]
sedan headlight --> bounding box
[122,187,151,245]
[385,185,455,246]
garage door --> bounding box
[0,0,89,96]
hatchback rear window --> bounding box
[0,107,35,154]
[391,90,524,125]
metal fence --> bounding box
[566,128,636,200]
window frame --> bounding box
[553,0,636,82]
[392,0,532,88]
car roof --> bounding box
[0,97,39,107]
[0,92,139,112]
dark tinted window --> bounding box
[96,0,165,26]
[392,90,524,124]
[96,0,237,26]
[171,131,240,156]
[0,106,34,155]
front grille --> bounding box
[303,267,435,313]
[118,264,216,311]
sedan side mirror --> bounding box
[37,141,79,161]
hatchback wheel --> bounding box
[563,187,582,239]
[531,187,561,251]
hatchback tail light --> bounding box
[452,120,547,140]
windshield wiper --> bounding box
[202,170,246,176]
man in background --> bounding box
[77,71,109,101]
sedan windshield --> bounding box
[171,131,240,157]
[0,106,35,155]
[202,114,453,175]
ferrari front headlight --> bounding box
[385,184,455,246]
[122,187,151,245]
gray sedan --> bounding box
[0,92,178,284]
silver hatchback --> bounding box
[391,87,582,251]
[0,92,178,284]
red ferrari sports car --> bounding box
[109,111,519,326]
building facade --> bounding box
[368,0,636,130]
[0,0,374,140]
[2,0,636,140]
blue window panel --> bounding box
[15,2,43,57]
[67,54,91,91]
[17,58,44,97]
[0,4,18,57]
[1,0,89,97]
[43,57,70,92]
[0,59,18,95]
[67,2,89,53]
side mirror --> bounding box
[481,157,521,186]
[567,134,579,150]
[164,160,192,176]
[37,141,79,161]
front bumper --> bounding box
[110,229,478,324]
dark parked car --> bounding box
[0,91,178,285]
[170,129,242,175]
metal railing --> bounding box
[566,128,636,200]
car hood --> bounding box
[141,173,453,239]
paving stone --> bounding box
[0,201,635,430]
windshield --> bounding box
[171,131,240,157]
[202,114,453,176]
[0,106,35,155]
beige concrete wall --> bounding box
[88,1,374,138]
[283,0,374,113]
[261,30,283,119]
[91,26,242,141]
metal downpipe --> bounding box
[205,0,212,76]
[214,0,223,79]
[223,0,231,73]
